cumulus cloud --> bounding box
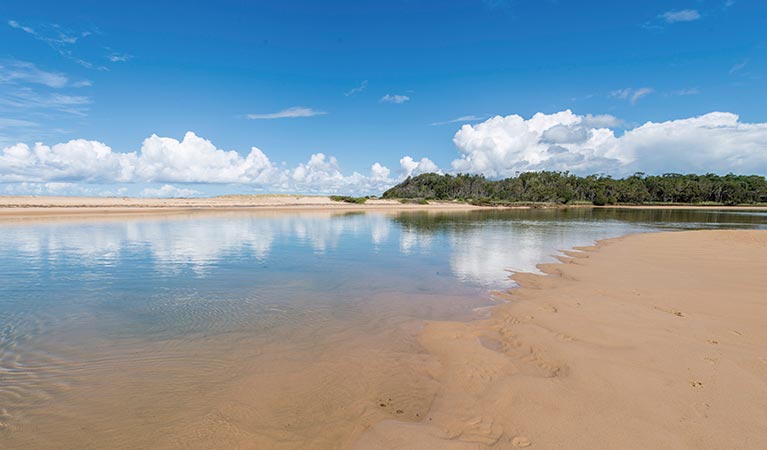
[380,94,410,104]
[400,156,439,177]
[370,162,390,180]
[246,106,327,119]
[141,184,200,198]
[661,9,701,23]
[134,132,279,183]
[451,110,767,177]
[4,111,765,197]
[0,131,413,195]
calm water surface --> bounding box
[1,208,766,449]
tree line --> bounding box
[381,172,767,205]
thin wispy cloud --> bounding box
[0,60,70,88]
[107,53,133,63]
[0,88,91,116]
[724,0,736,8]
[610,87,654,105]
[660,9,701,23]
[7,20,119,71]
[8,20,83,45]
[0,118,39,128]
[729,60,748,75]
[671,88,700,96]
[380,94,410,104]
[430,115,486,126]
[246,106,327,120]
[344,80,368,96]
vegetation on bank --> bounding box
[329,195,368,204]
[382,172,767,206]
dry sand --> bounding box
[353,230,767,449]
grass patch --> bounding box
[329,196,367,204]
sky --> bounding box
[0,0,765,197]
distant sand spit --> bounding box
[0,195,488,219]
[2,196,766,221]
[353,230,767,449]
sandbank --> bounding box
[354,230,767,449]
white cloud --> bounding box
[610,87,654,104]
[370,162,390,180]
[671,88,700,96]
[451,110,767,177]
[0,131,412,195]
[141,184,201,198]
[344,80,368,96]
[380,94,410,104]
[0,139,135,183]
[0,118,39,128]
[107,53,132,63]
[0,60,69,88]
[730,60,748,75]
[430,115,486,126]
[400,156,439,177]
[581,113,622,128]
[0,88,91,116]
[660,9,701,23]
[246,106,327,119]
[5,111,764,197]
[134,132,280,183]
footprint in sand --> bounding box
[653,306,684,317]
[706,339,719,345]
[512,436,532,447]
[539,304,558,313]
[689,381,704,388]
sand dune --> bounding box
[353,230,767,449]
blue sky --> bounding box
[0,0,765,196]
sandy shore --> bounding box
[353,230,767,449]
[0,195,490,219]
[2,195,765,220]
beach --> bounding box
[353,229,767,449]
[1,206,765,449]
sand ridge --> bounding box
[352,230,767,449]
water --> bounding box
[1,208,765,449]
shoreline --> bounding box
[1,195,766,220]
[352,229,767,449]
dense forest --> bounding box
[382,172,767,205]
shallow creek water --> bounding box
[1,208,765,449]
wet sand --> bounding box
[354,230,767,449]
